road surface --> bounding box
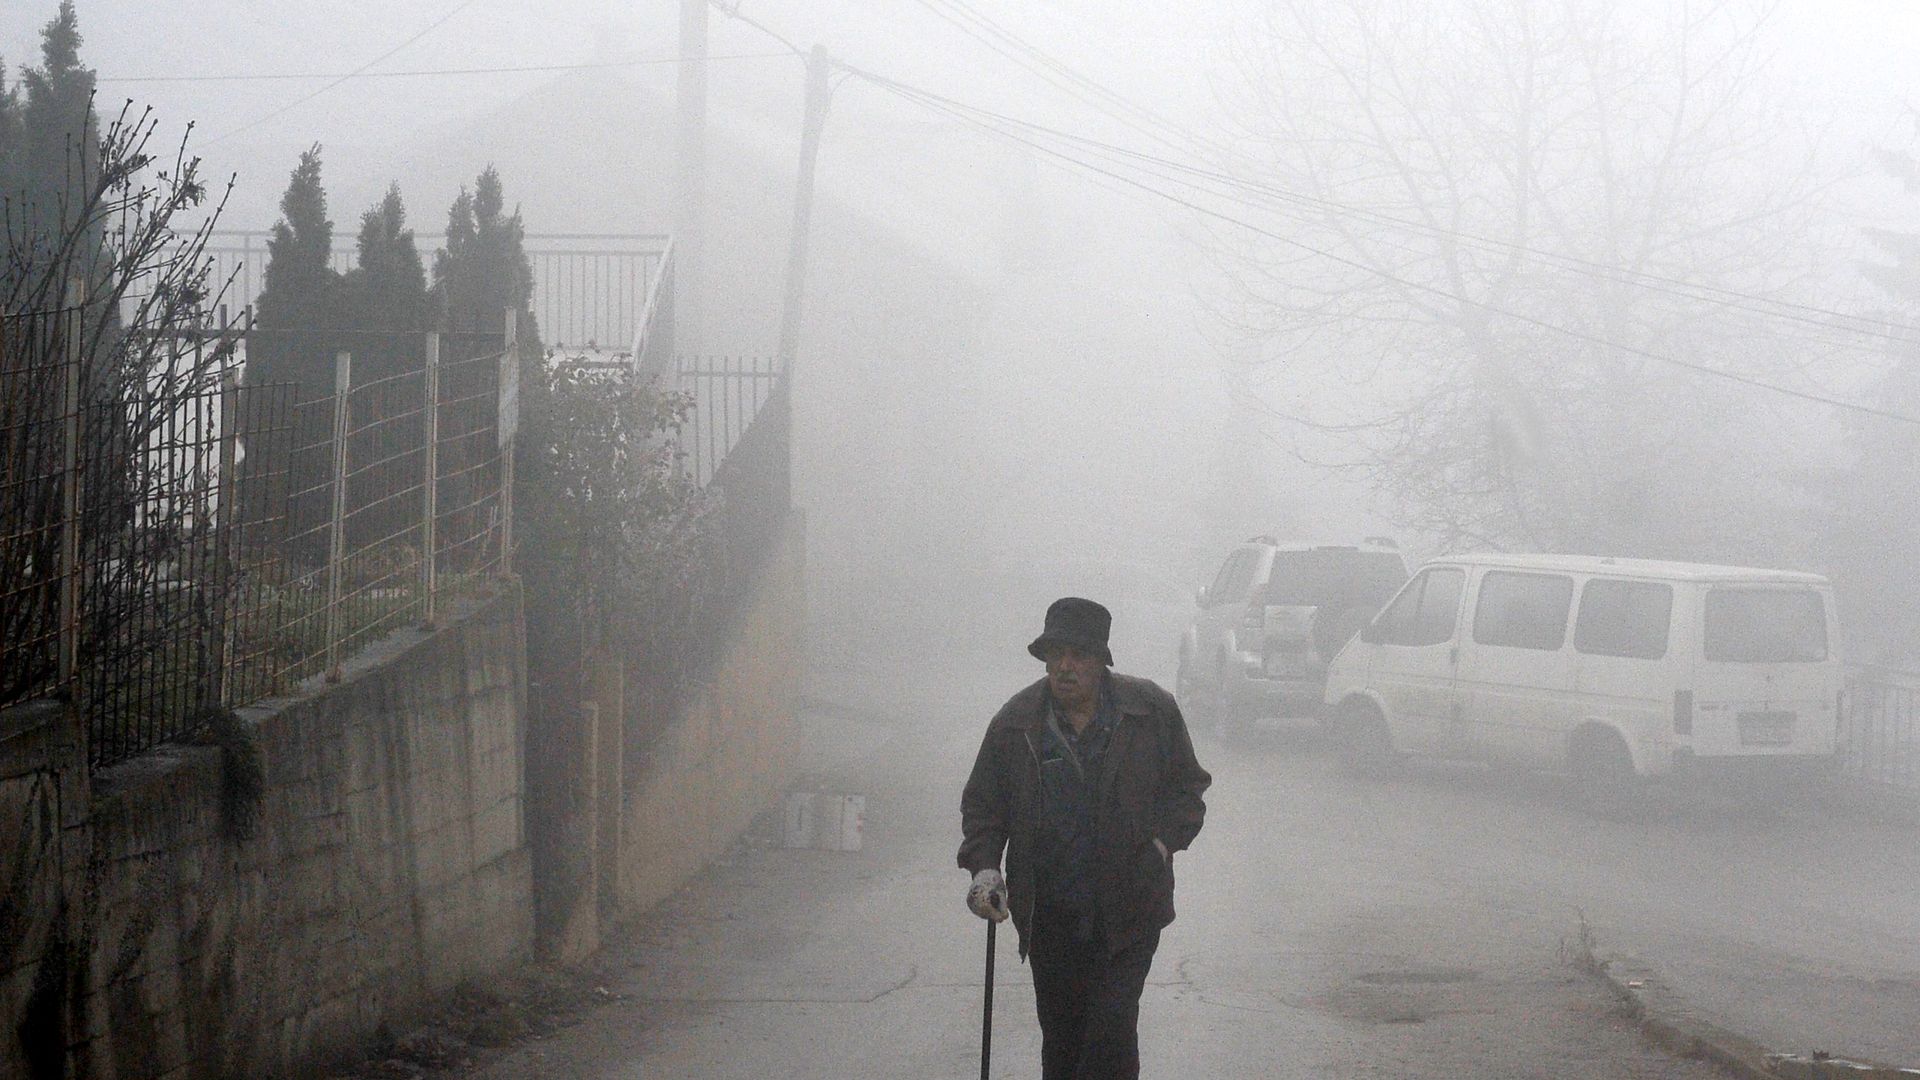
[453,670,1920,1078]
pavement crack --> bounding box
[861,963,921,1004]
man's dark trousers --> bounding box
[1029,906,1160,1080]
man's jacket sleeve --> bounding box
[958,729,1009,874]
[1154,704,1211,853]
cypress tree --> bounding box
[18,2,98,249]
[340,184,430,546]
[432,166,537,339]
[245,147,345,559]
[249,144,343,390]
[343,184,428,358]
[431,165,545,483]
[0,61,22,227]
[431,167,550,588]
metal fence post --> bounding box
[421,332,440,628]
[57,307,83,696]
[499,310,519,577]
[215,366,240,706]
[324,350,352,681]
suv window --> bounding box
[1704,587,1828,663]
[1574,579,1672,660]
[1472,571,1574,651]
[1375,567,1464,647]
[1208,549,1260,606]
[1258,549,1408,609]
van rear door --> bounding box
[1688,584,1840,759]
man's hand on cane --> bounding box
[967,868,1010,922]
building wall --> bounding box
[0,585,531,1079]
[616,513,805,918]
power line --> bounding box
[200,0,483,149]
[687,3,1920,424]
[854,59,1920,354]
[909,0,1195,154]
[844,64,1920,428]
[98,53,790,85]
[706,1,809,60]
[898,3,1920,351]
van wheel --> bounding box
[1335,702,1396,778]
[1569,727,1640,817]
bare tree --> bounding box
[1212,0,1837,558]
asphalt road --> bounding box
[455,667,1920,1079]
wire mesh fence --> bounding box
[2,312,515,769]
[226,331,509,701]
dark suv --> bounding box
[1178,538,1408,737]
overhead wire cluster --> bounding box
[99,54,792,85]
[711,0,1920,427]
[154,0,1920,426]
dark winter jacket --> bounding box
[959,673,1211,958]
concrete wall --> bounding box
[0,585,532,1079]
[616,513,806,918]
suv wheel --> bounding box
[1175,649,1199,712]
[1210,657,1253,745]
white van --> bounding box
[1323,555,1842,781]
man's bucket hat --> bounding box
[1028,596,1114,666]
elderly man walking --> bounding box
[960,597,1212,1080]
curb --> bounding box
[1586,951,1918,1080]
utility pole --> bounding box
[675,0,709,354]
[776,44,832,375]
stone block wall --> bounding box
[0,585,532,1079]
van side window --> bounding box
[1472,571,1574,650]
[1704,588,1828,663]
[1377,567,1464,647]
[1574,579,1673,660]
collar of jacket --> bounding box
[989,672,1156,733]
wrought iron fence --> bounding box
[1841,665,1920,792]
[194,231,668,351]
[679,356,784,489]
[1,309,82,707]
[1,310,517,769]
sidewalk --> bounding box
[1575,783,1920,1072]
[469,699,1025,1079]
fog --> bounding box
[13,3,1920,1069]
[11,1,1920,679]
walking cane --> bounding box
[980,918,996,1080]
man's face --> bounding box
[1044,644,1104,711]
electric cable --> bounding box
[682,3,1920,422]
[910,0,1196,152]
[200,0,484,149]
[844,63,1920,428]
[896,3,1920,349]
[706,1,810,61]
[98,53,790,85]
[853,64,1920,354]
